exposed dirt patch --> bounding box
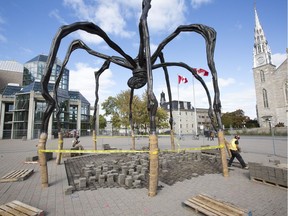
[64,152,223,192]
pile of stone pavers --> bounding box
[248,162,287,189]
[64,151,216,195]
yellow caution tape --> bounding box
[39,144,224,154]
[39,149,151,154]
[94,135,170,139]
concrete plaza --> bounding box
[0,135,287,215]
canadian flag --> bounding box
[178,75,188,84]
[194,68,209,76]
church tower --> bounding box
[252,5,286,128]
[160,91,166,106]
[253,7,273,68]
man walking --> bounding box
[228,135,248,169]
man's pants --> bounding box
[228,150,246,168]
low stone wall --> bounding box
[249,162,287,188]
[230,127,287,136]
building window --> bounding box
[262,89,269,108]
[260,70,265,82]
[257,44,261,53]
[285,81,288,103]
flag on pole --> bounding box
[178,75,188,84]
[194,68,209,76]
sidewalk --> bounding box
[0,137,287,216]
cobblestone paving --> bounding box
[0,136,286,215]
[64,152,223,192]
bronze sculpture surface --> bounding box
[41,0,223,136]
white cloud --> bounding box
[218,77,235,87]
[62,0,135,40]
[61,0,187,42]
[272,53,286,68]
[191,0,213,9]
[76,31,104,45]
[220,88,256,118]
[69,62,116,105]
[49,9,68,25]
[147,0,186,33]
[94,1,134,38]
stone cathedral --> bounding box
[253,7,287,128]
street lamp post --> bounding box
[263,116,276,155]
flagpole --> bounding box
[177,75,180,137]
[193,76,198,135]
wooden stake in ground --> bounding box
[148,134,159,197]
[217,130,228,177]
[170,130,175,151]
[224,138,232,158]
[56,132,63,165]
[93,130,97,150]
[37,132,48,187]
[131,130,136,150]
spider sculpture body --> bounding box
[41,0,223,139]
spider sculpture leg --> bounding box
[158,52,175,150]
[129,88,136,150]
[138,0,158,134]
[137,0,160,197]
[152,62,214,125]
[41,22,136,133]
[92,60,111,150]
[93,60,111,130]
[151,24,222,131]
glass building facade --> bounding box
[0,55,91,140]
[24,55,69,90]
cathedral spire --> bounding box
[253,5,273,67]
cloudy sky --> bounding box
[0,0,286,119]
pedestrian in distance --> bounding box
[228,135,249,169]
[210,131,215,141]
[71,135,84,156]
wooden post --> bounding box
[148,134,159,197]
[37,132,48,187]
[170,130,175,151]
[217,130,228,177]
[93,130,97,150]
[131,130,136,150]
[224,138,232,158]
[55,132,63,165]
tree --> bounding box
[245,119,260,128]
[101,89,169,133]
[90,114,107,129]
[156,107,169,129]
[221,109,251,129]
[99,115,107,129]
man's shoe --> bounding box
[244,166,249,170]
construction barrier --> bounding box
[39,144,224,154]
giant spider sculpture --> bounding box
[41,0,222,137]
[38,0,225,194]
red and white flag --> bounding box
[178,75,188,84]
[194,68,209,76]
